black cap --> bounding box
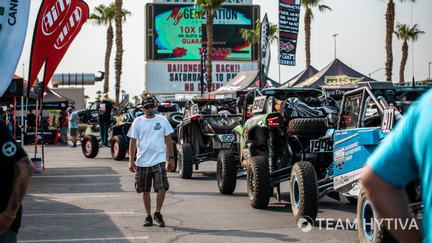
[142,97,155,108]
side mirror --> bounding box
[381,108,395,133]
[325,113,339,127]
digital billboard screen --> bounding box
[148,4,258,61]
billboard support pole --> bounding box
[259,23,263,89]
[200,48,206,96]
[278,39,281,84]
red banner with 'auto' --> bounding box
[28,0,89,91]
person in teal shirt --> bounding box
[361,89,432,243]
[67,107,79,148]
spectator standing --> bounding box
[26,109,36,131]
[67,107,79,148]
[59,110,68,145]
[98,94,113,146]
[5,108,14,135]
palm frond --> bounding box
[318,5,332,12]
[394,23,425,41]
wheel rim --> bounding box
[362,198,375,241]
[85,140,92,155]
[173,114,183,123]
[292,176,300,209]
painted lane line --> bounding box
[19,236,150,242]
[24,211,137,217]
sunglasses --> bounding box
[143,104,155,109]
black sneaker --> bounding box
[143,215,153,227]
[153,212,165,227]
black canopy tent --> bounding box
[295,59,375,88]
[207,70,279,98]
[0,75,40,140]
[279,65,318,88]
[22,87,73,110]
[0,74,39,100]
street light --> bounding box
[428,61,432,80]
[121,90,126,100]
[369,67,385,78]
[332,34,338,59]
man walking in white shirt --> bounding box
[128,96,175,227]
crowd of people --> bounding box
[0,93,115,148]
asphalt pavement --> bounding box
[18,145,358,243]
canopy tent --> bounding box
[12,86,74,110]
[279,65,318,88]
[42,88,74,110]
[1,74,38,100]
[295,58,375,88]
[208,70,279,98]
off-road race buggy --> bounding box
[81,100,183,165]
[76,101,100,124]
[231,88,339,214]
[320,82,427,243]
[176,98,242,183]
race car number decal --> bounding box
[310,139,333,153]
[252,96,266,114]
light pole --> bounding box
[369,67,385,78]
[332,33,338,60]
[429,61,432,80]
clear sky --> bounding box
[16,0,432,101]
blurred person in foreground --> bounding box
[361,89,432,243]
[128,96,175,227]
[0,120,32,242]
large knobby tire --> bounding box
[357,188,396,243]
[178,143,193,179]
[290,161,318,222]
[167,141,178,172]
[216,150,237,194]
[247,156,272,209]
[167,112,183,127]
[82,135,99,158]
[111,135,127,161]
[288,118,328,136]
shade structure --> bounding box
[208,70,279,98]
[280,65,318,88]
[295,59,375,88]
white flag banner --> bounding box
[0,0,30,96]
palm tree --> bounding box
[301,0,331,67]
[240,19,278,45]
[394,23,424,83]
[89,4,115,95]
[384,0,415,82]
[90,3,130,97]
[114,0,124,104]
[195,0,225,92]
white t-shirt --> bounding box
[127,114,174,167]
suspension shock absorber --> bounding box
[268,129,276,173]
